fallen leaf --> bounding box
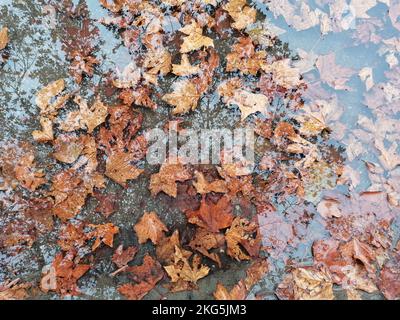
[112,245,138,268]
[40,250,90,296]
[105,150,144,186]
[87,223,119,251]
[214,281,247,300]
[32,117,54,142]
[263,59,302,89]
[35,79,69,117]
[186,196,233,233]
[156,230,189,264]
[189,228,225,267]
[164,246,210,284]
[276,267,335,300]
[172,54,201,76]
[218,78,269,121]
[14,154,46,191]
[0,27,9,50]
[0,279,30,300]
[119,255,164,300]
[225,217,259,261]
[226,37,266,75]
[179,21,214,53]
[223,0,256,30]
[59,96,108,133]
[52,134,85,164]
[134,211,168,245]
[149,162,192,197]
[162,79,201,114]
[193,171,227,194]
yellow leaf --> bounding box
[223,0,256,30]
[0,27,9,50]
[179,21,214,53]
[172,54,200,76]
[162,79,201,114]
[59,96,108,133]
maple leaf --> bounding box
[193,171,227,194]
[134,211,168,245]
[313,239,379,293]
[172,54,201,76]
[276,267,335,300]
[60,96,108,133]
[316,53,355,90]
[149,162,192,197]
[214,281,247,300]
[105,150,144,186]
[35,79,69,117]
[263,59,302,89]
[58,222,87,252]
[155,230,192,265]
[40,250,90,296]
[119,254,164,300]
[162,79,201,115]
[225,217,259,261]
[0,279,30,300]
[189,228,225,267]
[218,78,269,121]
[0,27,9,51]
[164,246,210,284]
[32,117,54,142]
[143,48,171,77]
[52,134,85,164]
[99,0,125,12]
[226,37,266,75]
[120,86,157,110]
[14,154,46,191]
[186,196,233,233]
[87,223,119,251]
[223,0,256,30]
[112,245,138,269]
[179,21,214,53]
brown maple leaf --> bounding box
[40,250,90,296]
[214,281,247,300]
[276,266,335,300]
[87,223,119,251]
[14,153,46,191]
[52,134,85,164]
[162,79,201,115]
[149,162,192,197]
[0,279,30,300]
[105,150,144,186]
[134,211,168,245]
[164,246,210,284]
[225,217,260,261]
[193,171,227,195]
[112,245,138,269]
[58,222,87,252]
[189,228,225,267]
[186,196,234,233]
[118,254,164,300]
[59,96,108,133]
[226,37,266,75]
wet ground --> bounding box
[1,0,399,300]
